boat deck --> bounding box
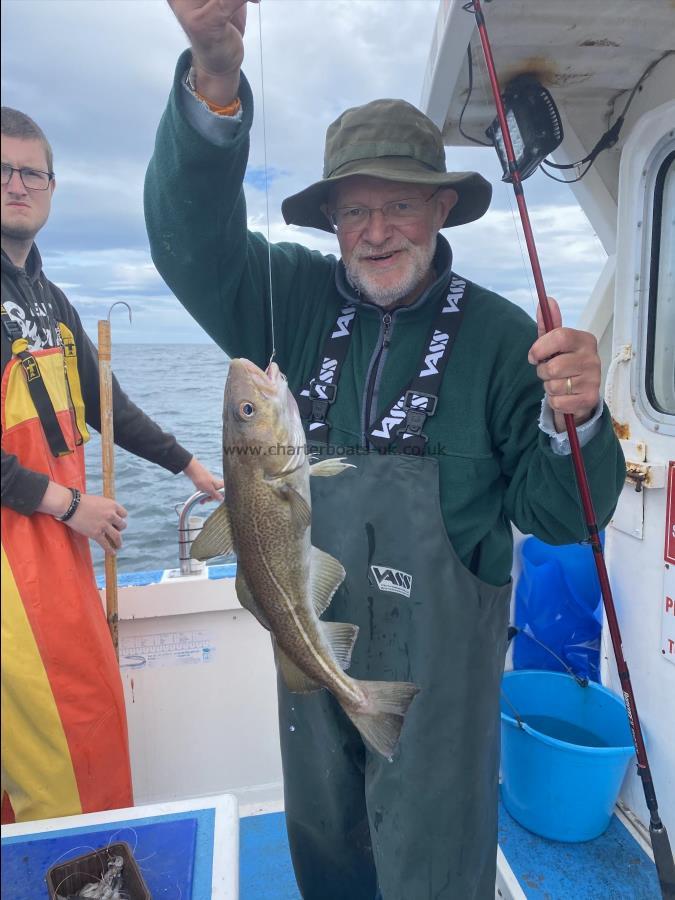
[1,793,660,898]
[240,799,660,899]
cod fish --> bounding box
[192,358,419,760]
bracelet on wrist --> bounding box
[185,66,241,116]
[57,487,81,522]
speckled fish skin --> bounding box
[224,359,346,687]
[199,358,419,760]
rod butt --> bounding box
[650,821,675,900]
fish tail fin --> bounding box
[344,680,420,761]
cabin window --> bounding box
[646,150,675,416]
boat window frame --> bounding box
[644,149,675,417]
[634,131,675,434]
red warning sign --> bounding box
[666,461,675,565]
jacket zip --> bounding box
[361,311,394,446]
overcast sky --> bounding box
[1,0,606,344]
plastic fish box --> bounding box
[45,840,150,899]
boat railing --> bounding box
[177,488,226,576]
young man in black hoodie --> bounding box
[0,106,221,823]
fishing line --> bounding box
[106,827,139,855]
[256,0,276,364]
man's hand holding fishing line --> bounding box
[168,0,259,104]
[528,296,602,433]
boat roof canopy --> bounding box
[421,0,675,145]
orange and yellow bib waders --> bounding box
[1,331,133,823]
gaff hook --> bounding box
[107,300,132,325]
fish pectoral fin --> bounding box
[309,458,356,477]
[270,482,311,529]
[191,502,234,560]
[235,570,270,630]
[321,621,359,671]
[275,643,322,693]
[289,487,311,529]
[310,546,346,617]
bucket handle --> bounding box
[507,626,589,688]
[500,689,527,729]
[503,626,589,730]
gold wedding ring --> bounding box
[566,377,573,395]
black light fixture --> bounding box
[485,74,564,182]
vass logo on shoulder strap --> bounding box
[297,276,468,449]
[297,304,357,439]
[368,275,467,451]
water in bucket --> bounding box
[520,715,610,749]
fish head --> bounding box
[223,358,306,476]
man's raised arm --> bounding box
[168,0,256,106]
[147,0,336,374]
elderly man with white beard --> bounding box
[144,2,625,897]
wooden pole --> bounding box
[98,301,131,660]
[98,317,119,658]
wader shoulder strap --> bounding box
[1,304,72,457]
[297,304,357,443]
[367,275,469,452]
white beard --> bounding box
[344,235,437,308]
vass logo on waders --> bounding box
[370,565,413,598]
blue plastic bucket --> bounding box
[500,670,635,842]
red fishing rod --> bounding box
[468,1,674,895]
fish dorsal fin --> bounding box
[321,621,359,671]
[235,569,270,630]
[191,502,234,560]
[310,546,346,618]
[274,640,322,693]
[309,458,356,477]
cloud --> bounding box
[2,0,604,340]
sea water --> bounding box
[86,343,229,575]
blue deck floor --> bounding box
[240,801,660,899]
[241,811,301,900]
[2,798,659,898]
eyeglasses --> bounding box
[329,188,441,234]
[1,164,54,191]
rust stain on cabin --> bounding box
[612,418,631,441]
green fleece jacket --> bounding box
[144,56,625,587]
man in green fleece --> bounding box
[145,3,625,897]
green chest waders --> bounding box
[279,277,512,900]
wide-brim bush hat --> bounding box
[281,98,492,233]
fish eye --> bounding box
[240,401,255,418]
